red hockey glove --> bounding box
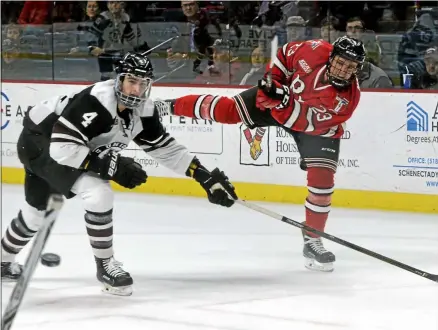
[256,77,290,110]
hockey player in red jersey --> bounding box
[157,36,366,272]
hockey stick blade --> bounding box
[236,199,438,283]
[1,194,64,330]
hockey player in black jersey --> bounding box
[0,52,238,296]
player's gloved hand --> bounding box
[256,77,290,110]
[187,159,238,207]
[86,150,147,189]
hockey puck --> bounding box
[41,253,61,267]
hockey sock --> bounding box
[305,167,335,238]
[85,210,114,259]
[173,95,241,123]
[1,209,43,262]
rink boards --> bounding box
[1,81,437,213]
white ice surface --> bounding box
[1,183,438,330]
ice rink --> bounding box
[1,183,438,330]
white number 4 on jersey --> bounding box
[81,112,98,127]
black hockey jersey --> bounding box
[25,80,194,176]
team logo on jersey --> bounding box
[108,27,122,43]
[239,124,270,167]
[333,95,349,113]
[93,142,128,155]
[310,40,321,50]
[298,59,312,74]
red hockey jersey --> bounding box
[268,39,361,138]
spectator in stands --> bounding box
[1,24,22,65]
[88,1,149,80]
[320,16,339,42]
[239,46,265,85]
[397,7,438,88]
[1,1,24,24]
[84,0,101,20]
[167,1,222,76]
[357,60,394,88]
[193,39,241,85]
[17,1,51,25]
[346,16,381,66]
[424,46,438,89]
[69,1,101,55]
[286,15,307,42]
[52,1,81,23]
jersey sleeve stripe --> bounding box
[51,133,86,146]
[210,96,220,122]
[234,94,255,127]
[136,133,173,149]
[279,44,288,64]
[199,95,215,120]
[58,117,89,142]
[194,95,208,119]
[272,49,291,78]
[52,121,88,144]
[282,99,302,128]
[140,136,174,152]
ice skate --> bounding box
[302,229,335,272]
[1,262,23,281]
[95,257,133,296]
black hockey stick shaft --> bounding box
[1,194,64,330]
[236,199,438,283]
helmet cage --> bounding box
[115,73,152,109]
[327,37,366,89]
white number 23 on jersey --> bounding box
[81,112,98,127]
[310,107,332,122]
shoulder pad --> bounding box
[137,98,155,118]
[89,80,118,116]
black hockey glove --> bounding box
[85,151,147,189]
[187,158,238,207]
[256,77,290,110]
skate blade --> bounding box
[101,283,133,296]
[1,277,19,283]
[304,257,334,272]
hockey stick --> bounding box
[154,62,187,83]
[266,35,278,88]
[141,36,179,56]
[235,199,438,283]
[1,194,64,330]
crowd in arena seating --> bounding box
[2,1,438,89]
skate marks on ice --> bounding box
[1,184,438,330]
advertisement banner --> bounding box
[1,82,437,195]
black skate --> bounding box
[95,257,133,296]
[302,229,335,272]
[1,262,23,281]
